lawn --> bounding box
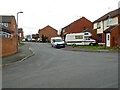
[19,43,25,47]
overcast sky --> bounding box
[0,0,119,35]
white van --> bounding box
[51,37,65,48]
[65,32,96,46]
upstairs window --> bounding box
[97,22,101,28]
[84,27,86,30]
[107,18,112,26]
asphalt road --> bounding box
[3,42,118,88]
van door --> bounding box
[106,33,110,47]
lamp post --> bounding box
[17,11,23,51]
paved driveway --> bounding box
[2,42,118,88]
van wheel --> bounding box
[89,43,94,46]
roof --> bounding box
[93,8,120,23]
[39,25,58,32]
[62,17,92,30]
[0,24,14,33]
[0,15,14,23]
[104,24,119,33]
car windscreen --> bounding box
[55,39,62,42]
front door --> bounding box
[106,33,110,47]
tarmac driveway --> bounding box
[2,42,118,88]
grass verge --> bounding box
[67,45,118,50]
[19,43,25,47]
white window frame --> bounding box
[0,31,11,38]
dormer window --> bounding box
[97,22,101,28]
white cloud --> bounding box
[0,0,119,35]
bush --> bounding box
[41,34,48,42]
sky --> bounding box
[0,0,119,36]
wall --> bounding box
[110,26,119,47]
[0,37,17,57]
[0,16,18,57]
[91,29,97,41]
[39,26,60,41]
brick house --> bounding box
[18,28,24,43]
[39,25,60,41]
[93,8,120,47]
[61,17,93,40]
[0,15,17,57]
[32,33,39,42]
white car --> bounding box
[51,37,65,48]
[22,39,26,42]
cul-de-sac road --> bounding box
[3,42,118,88]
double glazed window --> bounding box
[107,18,112,26]
[97,34,102,42]
[0,23,8,27]
[97,22,101,28]
[0,31,11,38]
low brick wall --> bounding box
[0,37,17,57]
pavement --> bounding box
[62,46,118,53]
[3,42,118,88]
[2,43,35,67]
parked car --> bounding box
[51,37,65,48]
[22,39,26,42]
[37,38,42,42]
[32,38,36,42]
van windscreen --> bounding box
[55,39,62,42]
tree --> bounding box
[41,34,48,42]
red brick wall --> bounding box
[0,16,18,57]
[110,26,119,47]
[91,29,97,41]
[62,17,93,34]
[0,37,17,57]
[39,25,60,41]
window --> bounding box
[107,18,112,26]
[13,25,15,28]
[97,34,102,42]
[97,22,101,28]
[20,33,21,37]
[0,23,8,27]
[84,27,86,30]
[0,31,11,38]
[84,33,88,35]
[75,35,83,39]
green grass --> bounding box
[19,43,25,47]
[67,45,118,50]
